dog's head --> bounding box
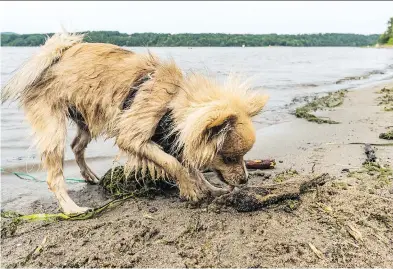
[173,75,269,187]
[206,94,268,187]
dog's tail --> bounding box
[1,32,84,103]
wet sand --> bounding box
[1,81,393,267]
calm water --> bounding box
[2,46,393,171]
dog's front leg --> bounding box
[120,142,208,201]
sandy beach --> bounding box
[1,80,393,267]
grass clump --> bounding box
[295,90,347,124]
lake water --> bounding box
[1,46,393,182]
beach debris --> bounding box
[295,90,347,124]
[379,130,393,140]
[364,143,377,163]
[100,166,176,197]
[346,224,363,242]
[143,213,156,220]
[21,236,48,266]
[308,242,325,259]
[212,173,330,212]
[317,202,333,213]
[273,169,298,183]
[204,159,276,172]
[377,87,393,112]
[349,142,393,146]
[347,143,393,187]
[245,159,276,169]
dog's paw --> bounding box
[179,180,207,202]
[62,205,92,215]
[208,186,232,197]
[81,168,100,185]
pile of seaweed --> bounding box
[99,166,177,198]
[295,90,347,124]
[377,87,393,112]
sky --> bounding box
[1,1,392,35]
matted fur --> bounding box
[1,32,269,213]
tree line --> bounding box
[1,31,380,47]
[378,17,393,45]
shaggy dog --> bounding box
[1,33,269,214]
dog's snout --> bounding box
[238,162,249,185]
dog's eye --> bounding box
[223,156,238,164]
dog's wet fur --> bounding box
[1,33,269,214]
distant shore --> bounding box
[1,31,380,47]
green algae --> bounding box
[295,90,347,124]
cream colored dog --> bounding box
[2,33,269,214]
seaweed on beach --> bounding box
[295,90,347,124]
[379,130,393,140]
[377,87,393,112]
[99,166,177,198]
[347,144,393,187]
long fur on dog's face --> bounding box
[170,74,269,186]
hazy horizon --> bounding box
[1,1,392,35]
[1,31,382,36]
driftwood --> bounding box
[245,159,276,169]
[204,159,276,173]
[212,173,330,212]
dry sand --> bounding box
[1,81,393,268]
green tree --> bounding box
[379,17,393,45]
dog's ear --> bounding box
[205,113,236,140]
[247,94,269,117]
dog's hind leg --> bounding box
[71,126,100,184]
[26,104,90,214]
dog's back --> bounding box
[3,35,181,138]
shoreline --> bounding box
[248,80,393,174]
[1,80,393,267]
